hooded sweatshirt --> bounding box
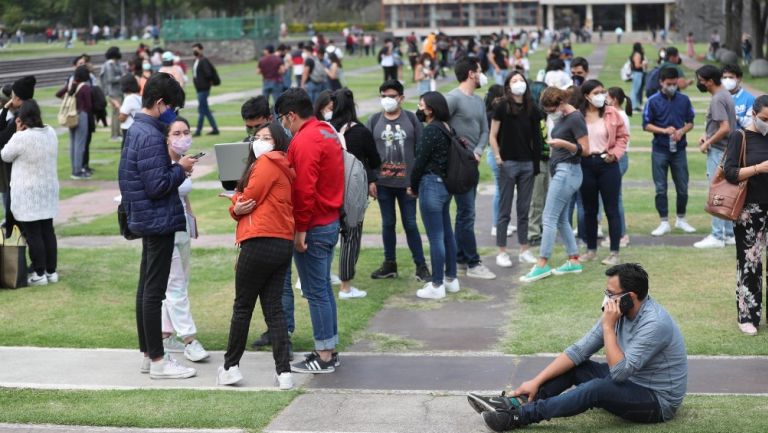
[229,151,296,244]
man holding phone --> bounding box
[467,263,688,431]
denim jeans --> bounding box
[519,360,663,425]
[69,111,88,176]
[294,221,340,350]
[283,266,295,334]
[707,147,734,239]
[418,174,457,285]
[487,149,501,228]
[618,153,629,235]
[493,69,510,86]
[195,90,219,135]
[305,81,326,104]
[540,163,582,260]
[580,155,622,251]
[630,71,644,109]
[377,185,426,266]
[651,149,689,219]
[262,80,284,107]
[454,186,481,267]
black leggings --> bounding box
[19,219,57,276]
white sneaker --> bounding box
[739,322,758,336]
[620,234,630,248]
[491,226,497,237]
[217,365,243,385]
[27,272,47,286]
[597,226,604,238]
[149,355,196,379]
[507,225,516,237]
[693,235,725,249]
[675,218,697,233]
[163,336,186,353]
[331,274,342,285]
[339,287,367,299]
[518,250,537,264]
[725,236,736,246]
[467,264,496,280]
[295,279,301,290]
[45,272,59,283]
[601,237,611,248]
[140,357,150,374]
[445,278,460,293]
[184,339,209,362]
[651,221,671,236]
[416,282,446,299]
[275,372,294,390]
[496,252,513,268]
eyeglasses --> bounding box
[604,289,627,299]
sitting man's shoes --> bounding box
[251,331,271,349]
[467,391,528,414]
[482,406,523,432]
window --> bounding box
[435,3,467,27]
[476,2,508,27]
[387,5,429,29]
[513,2,538,26]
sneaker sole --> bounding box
[217,376,243,385]
[291,365,335,374]
[371,273,397,279]
[552,269,583,276]
[184,352,210,362]
[466,272,496,280]
[150,371,197,379]
[467,393,496,414]
[519,270,552,282]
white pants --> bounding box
[161,230,197,338]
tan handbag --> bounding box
[705,130,747,221]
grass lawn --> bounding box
[0,388,296,433]
[0,40,154,60]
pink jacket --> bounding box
[603,106,629,160]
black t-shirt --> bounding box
[493,102,539,161]
[549,111,588,169]
[493,46,508,70]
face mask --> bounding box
[381,97,399,113]
[601,295,611,310]
[662,85,678,96]
[510,81,527,96]
[252,139,274,159]
[696,81,708,93]
[323,111,333,122]
[170,135,192,155]
[281,116,293,139]
[424,60,431,68]
[548,110,563,123]
[415,109,427,123]
[572,75,585,87]
[722,78,738,92]
[754,114,768,136]
[142,62,151,71]
[478,73,488,88]
[158,107,177,125]
[590,93,607,108]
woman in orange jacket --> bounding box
[218,122,296,390]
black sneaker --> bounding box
[371,260,397,279]
[251,331,271,349]
[291,351,335,374]
[467,391,527,414]
[206,130,220,136]
[332,351,340,367]
[415,263,431,282]
[482,406,523,432]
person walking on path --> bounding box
[642,67,697,237]
[218,122,295,389]
[119,72,199,380]
[259,45,286,108]
[693,65,737,249]
[489,71,541,268]
[101,46,125,141]
[724,95,768,336]
[629,43,646,112]
[367,80,430,283]
[410,91,460,300]
[191,43,221,137]
[686,32,695,59]
[520,87,589,283]
[56,65,93,180]
[446,57,496,281]
[1,100,59,287]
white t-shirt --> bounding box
[544,70,572,89]
[119,94,142,130]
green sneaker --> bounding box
[552,261,583,275]
[519,264,552,283]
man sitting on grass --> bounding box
[467,263,687,431]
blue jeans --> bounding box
[618,153,629,235]
[493,69,509,85]
[293,221,340,350]
[519,360,663,425]
[377,185,426,266]
[262,80,284,107]
[195,90,218,135]
[283,266,294,334]
[418,175,457,285]
[651,149,688,219]
[487,149,501,228]
[707,147,734,240]
[630,71,644,109]
[305,80,327,104]
[540,163,582,260]
[69,111,88,176]
[454,186,481,267]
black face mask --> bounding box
[696,82,708,93]
[572,75,585,87]
[415,109,427,123]
[193,50,200,57]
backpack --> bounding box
[434,122,479,195]
[58,83,84,128]
[645,66,662,98]
[620,59,632,82]
[336,122,369,231]
[309,57,327,84]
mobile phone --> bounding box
[189,151,207,159]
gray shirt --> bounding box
[706,88,737,151]
[565,296,688,421]
[367,110,422,189]
[549,110,588,170]
[445,87,489,156]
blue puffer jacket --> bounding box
[118,113,186,236]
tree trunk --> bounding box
[752,0,765,59]
[728,0,744,53]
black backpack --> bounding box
[645,66,662,98]
[433,123,479,195]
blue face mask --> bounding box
[158,107,177,125]
[282,125,293,140]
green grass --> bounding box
[0,247,423,353]
[59,186,95,200]
[0,388,296,433]
[0,39,153,60]
[500,245,768,355]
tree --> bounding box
[751,0,768,59]
[725,0,744,53]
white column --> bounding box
[586,4,593,30]
[508,3,515,27]
[547,5,555,30]
[664,4,671,31]
[390,5,398,31]
[429,4,437,29]
[625,3,633,33]
[468,3,476,27]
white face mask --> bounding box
[722,77,738,92]
[323,111,333,121]
[602,295,611,309]
[252,139,273,159]
[478,73,488,88]
[590,93,607,108]
[662,84,678,96]
[510,81,527,96]
[754,113,768,136]
[381,97,399,113]
[549,109,563,123]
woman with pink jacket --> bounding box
[577,79,628,266]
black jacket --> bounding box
[193,56,221,92]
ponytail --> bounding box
[608,87,632,117]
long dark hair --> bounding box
[313,90,333,121]
[577,79,606,117]
[236,122,290,192]
[503,71,532,116]
[421,91,450,122]
[330,87,359,131]
[485,84,505,113]
[608,87,633,117]
[18,100,43,129]
[632,42,644,56]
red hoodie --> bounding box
[287,118,344,232]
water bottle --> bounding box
[669,134,677,153]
